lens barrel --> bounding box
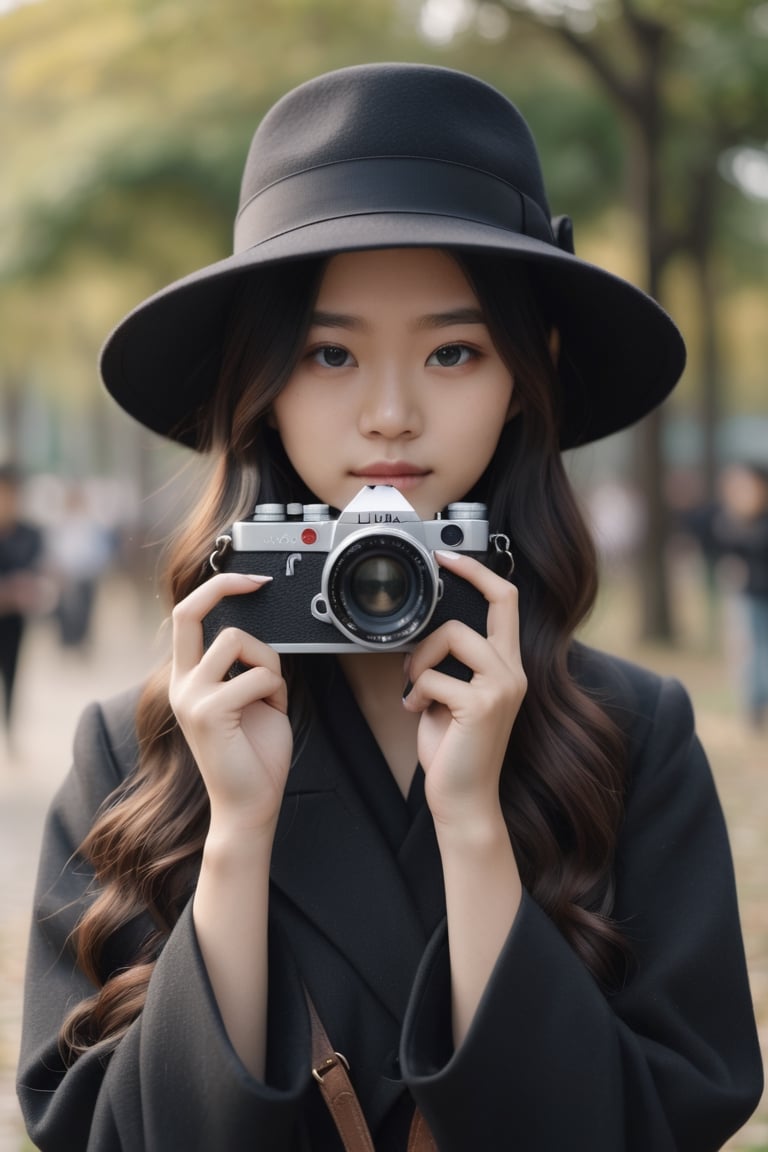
[323,530,438,647]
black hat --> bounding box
[100,62,686,450]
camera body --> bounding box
[202,485,490,658]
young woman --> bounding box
[17,63,762,1151]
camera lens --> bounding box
[324,531,438,647]
[349,555,409,617]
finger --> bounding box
[435,550,520,654]
[407,618,489,685]
[226,664,288,715]
[172,573,272,673]
[403,664,471,716]
[404,619,513,713]
[191,664,289,723]
[404,641,526,722]
[193,624,283,686]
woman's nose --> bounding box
[357,368,422,439]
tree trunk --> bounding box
[548,4,676,640]
[636,409,673,639]
[688,170,720,510]
[0,374,25,468]
[632,19,675,642]
[690,190,722,649]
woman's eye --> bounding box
[312,345,352,368]
[428,344,474,368]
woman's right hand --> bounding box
[169,573,293,838]
[172,573,289,1078]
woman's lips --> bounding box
[351,464,430,491]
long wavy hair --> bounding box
[60,250,630,1062]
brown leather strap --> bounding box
[305,987,437,1151]
[307,991,375,1152]
[407,1106,439,1152]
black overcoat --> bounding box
[17,645,763,1150]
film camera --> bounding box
[202,485,493,659]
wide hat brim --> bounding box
[100,64,686,452]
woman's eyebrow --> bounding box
[309,307,486,330]
[310,310,361,330]
[415,307,485,329]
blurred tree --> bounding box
[423,0,768,640]
[0,0,430,281]
[0,0,424,473]
[2,0,766,629]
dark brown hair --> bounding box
[61,251,629,1061]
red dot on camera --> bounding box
[301,528,317,545]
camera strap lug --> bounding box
[489,533,515,578]
[209,534,233,573]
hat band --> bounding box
[234,157,554,253]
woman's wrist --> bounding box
[435,814,521,904]
[435,809,522,1047]
[203,815,277,870]
[432,795,510,852]
[194,819,274,1081]
[435,806,522,929]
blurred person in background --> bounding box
[0,464,44,754]
[585,480,645,571]
[713,461,768,730]
[46,479,115,653]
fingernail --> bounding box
[402,679,413,701]
[245,574,273,583]
[434,550,456,562]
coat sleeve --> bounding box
[400,674,763,1151]
[16,694,312,1152]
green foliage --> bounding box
[0,0,427,403]
[1,0,766,423]
[510,85,624,218]
[0,0,419,280]
[491,0,768,269]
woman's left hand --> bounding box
[403,549,526,835]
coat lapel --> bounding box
[270,721,426,1022]
[269,660,436,1024]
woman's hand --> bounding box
[171,572,289,1080]
[402,549,526,837]
[404,550,526,1046]
[169,573,293,838]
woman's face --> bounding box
[269,248,517,520]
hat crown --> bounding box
[238,63,551,220]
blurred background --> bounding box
[0,0,766,1148]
